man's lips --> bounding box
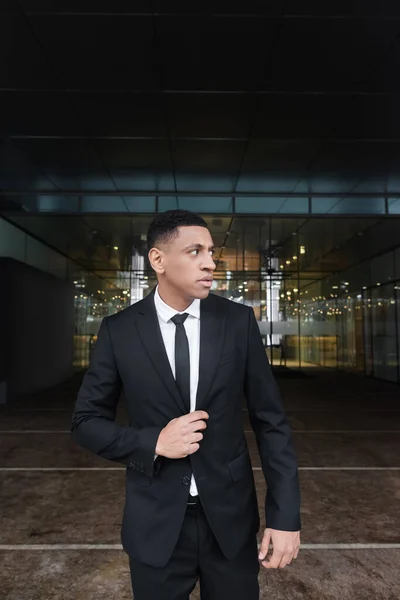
[198,278,213,286]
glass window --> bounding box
[80,196,156,212]
[38,195,79,212]
[159,197,233,213]
[235,197,308,214]
[0,218,26,262]
[370,252,394,285]
[371,283,398,382]
[312,197,385,214]
[388,199,400,214]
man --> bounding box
[71,209,301,600]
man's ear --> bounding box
[148,248,165,275]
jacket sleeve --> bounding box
[243,307,301,531]
[71,317,162,479]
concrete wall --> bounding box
[0,257,74,403]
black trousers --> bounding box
[128,498,260,600]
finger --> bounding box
[258,531,271,560]
[192,432,203,443]
[263,549,283,569]
[278,553,293,569]
[188,442,200,454]
[189,420,208,432]
[188,411,209,422]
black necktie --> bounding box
[171,313,191,413]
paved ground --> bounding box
[1,369,400,599]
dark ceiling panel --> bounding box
[236,173,304,193]
[331,95,400,139]
[238,140,319,173]
[0,139,57,190]
[373,36,400,94]
[253,95,341,138]
[166,94,251,138]
[270,19,400,92]
[72,92,167,137]
[28,15,157,90]
[285,0,400,17]
[13,139,116,191]
[171,140,246,192]
[0,13,53,88]
[156,15,280,90]
[151,1,287,15]
[19,1,152,12]
[97,139,176,191]
[309,141,399,178]
[0,91,82,136]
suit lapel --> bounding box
[195,294,226,411]
[135,288,187,414]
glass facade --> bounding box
[1,193,399,215]
[1,215,400,383]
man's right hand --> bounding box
[155,411,209,459]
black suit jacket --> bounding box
[71,287,301,568]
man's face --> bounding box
[156,226,216,300]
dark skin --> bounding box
[149,225,300,569]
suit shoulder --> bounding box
[103,297,145,326]
[211,293,252,316]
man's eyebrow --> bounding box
[183,243,215,251]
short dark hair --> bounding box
[147,209,208,250]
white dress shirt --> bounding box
[154,285,200,496]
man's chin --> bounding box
[190,285,211,300]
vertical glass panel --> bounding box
[371,283,398,382]
[388,198,400,214]
[397,285,400,383]
[25,237,51,273]
[48,250,67,279]
[363,290,373,376]
[370,252,394,285]
[312,197,385,214]
[0,218,26,262]
[235,197,308,214]
[395,247,400,280]
[337,294,364,372]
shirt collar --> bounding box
[154,285,200,324]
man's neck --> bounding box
[157,283,193,312]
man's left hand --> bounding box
[258,528,300,569]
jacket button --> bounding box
[182,476,190,486]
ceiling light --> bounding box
[293,288,298,293]
[113,246,119,250]
[300,245,306,254]
[286,260,290,265]
[293,256,298,260]
[280,265,284,269]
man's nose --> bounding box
[205,255,216,270]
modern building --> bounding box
[1,4,400,398]
[2,4,400,598]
